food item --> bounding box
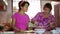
[25,30,34,32]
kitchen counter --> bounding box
[0,31,14,34]
[0,30,36,34]
[0,27,60,34]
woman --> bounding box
[31,3,57,31]
[12,1,30,32]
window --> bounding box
[26,0,41,19]
[13,0,41,19]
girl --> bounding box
[12,1,30,32]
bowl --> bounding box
[35,29,46,34]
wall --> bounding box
[13,0,41,19]
[0,0,12,24]
[54,2,60,27]
[42,0,52,1]
[26,0,41,19]
[41,1,51,12]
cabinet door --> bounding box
[54,4,60,27]
[0,0,7,11]
[59,4,60,27]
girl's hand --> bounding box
[19,29,24,33]
[15,27,24,32]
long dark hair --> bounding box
[18,1,30,11]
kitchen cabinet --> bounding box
[0,0,7,11]
[54,3,60,27]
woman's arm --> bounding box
[31,12,40,25]
[49,16,57,30]
[31,20,38,26]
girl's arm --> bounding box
[12,18,19,31]
[12,18,24,32]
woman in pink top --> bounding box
[31,3,57,31]
[12,1,30,32]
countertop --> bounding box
[0,27,60,34]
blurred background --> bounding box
[0,0,60,34]
[0,0,12,31]
[13,0,60,27]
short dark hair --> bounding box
[18,1,30,10]
[43,3,52,11]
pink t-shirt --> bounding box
[13,12,29,31]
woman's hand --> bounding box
[37,26,46,29]
[36,25,46,29]
[31,20,38,26]
[34,21,38,26]
[49,23,55,30]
